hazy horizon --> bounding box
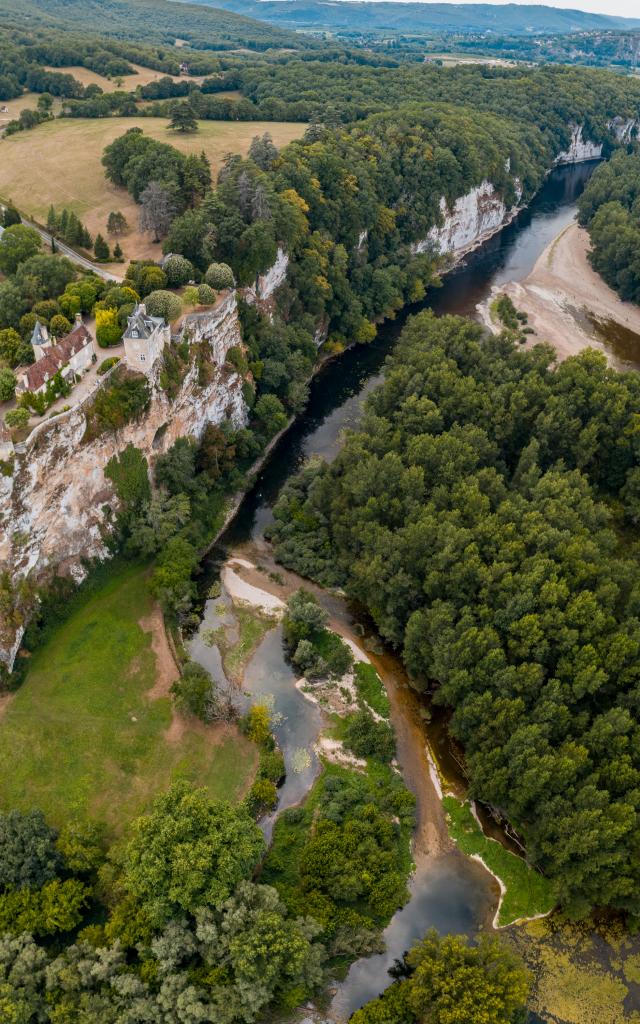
[321,0,640,17]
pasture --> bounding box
[0,116,304,260]
[43,62,207,92]
[0,565,257,835]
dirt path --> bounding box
[140,607,180,700]
[0,692,13,722]
[479,221,640,367]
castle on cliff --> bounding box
[123,304,170,374]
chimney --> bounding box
[75,312,83,326]
[138,303,146,316]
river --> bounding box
[193,161,598,1022]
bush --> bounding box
[0,367,17,402]
[95,308,122,348]
[171,661,214,720]
[163,254,194,287]
[49,314,72,338]
[97,356,120,375]
[145,289,182,323]
[247,778,278,814]
[197,283,216,304]
[86,372,150,436]
[5,407,29,429]
[343,710,396,763]
[204,262,234,289]
[183,285,199,306]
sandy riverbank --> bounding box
[479,220,640,368]
[222,542,457,860]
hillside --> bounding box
[0,0,314,52]
[189,0,640,37]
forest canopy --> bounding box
[578,148,640,304]
[269,311,640,919]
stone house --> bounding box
[16,315,95,396]
[122,303,170,374]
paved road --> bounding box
[20,214,124,283]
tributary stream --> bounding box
[193,162,610,1022]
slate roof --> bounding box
[22,324,92,392]
[124,305,165,341]
[30,320,49,347]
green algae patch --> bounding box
[443,795,555,927]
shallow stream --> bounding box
[192,162,604,1020]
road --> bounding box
[23,217,123,282]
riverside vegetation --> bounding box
[578,148,640,305]
[269,310,640,923]
[4,13,640,1023]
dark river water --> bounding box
[221,159,598,550]
[200,162,599,1022]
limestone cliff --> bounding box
[412,179,522,259]
[555,125,603,165]
[0,292,247,668]
[555,119,639,165]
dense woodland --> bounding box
[0,0,311,53]
[578,149,640,304]
[5,9,640,1019]
[269,312,640,920]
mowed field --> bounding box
[0,565,257,835]
[0,92,63,128]
[0,116,304,260]
[43,63,207,92]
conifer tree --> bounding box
[94,234,110,261]
[46,206,58,235]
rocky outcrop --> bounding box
[555,124,603,165]
[0,293,247,669]
[412,178,523,259]
[554,119,638,165]
[246,247,289,304]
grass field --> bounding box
[0,116,304,261]
[0,565,257,834]
[0,93,63,127]
[444,796,555,926]
[43,63,207,93]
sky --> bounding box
[435,0,640,15]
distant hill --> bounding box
[185,0,640,36]
[0,0,315,51]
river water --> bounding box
[196,162,599,1021]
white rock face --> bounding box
[256,247,289,299]
[412,180,516,257]
[610,117,639,143]
[0,295,248,668]
[555,124,603,165]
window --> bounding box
[140,354,146,361]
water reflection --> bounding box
[242,626,323,840]
[330,856,497,1020]
[199,163,600,1019]
[220,162,599,554]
